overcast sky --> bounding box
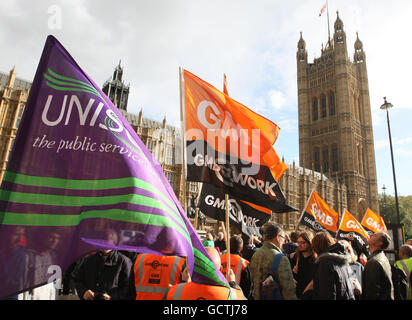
[1,0,411,197]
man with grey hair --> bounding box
[249,223,297,300]
[214,231,226,253]
[362,232,394,300]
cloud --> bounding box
[268,90,286,111]
[396,137,412,146]
[277,119,297,132]
[375,139,389,149]
[395,148,412,157]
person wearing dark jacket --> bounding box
[311,232,355,300]
[290,231,317,299]
[241,234,257,262]
[74,250,134,300]
[282,231,299,257]
[362,232,394,300]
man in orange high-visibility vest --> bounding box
[164,247,246,300]
[134,253,185,300]
[221,235,252,299]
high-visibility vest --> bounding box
[164,281,246,300]
[134,253,185,300]
[221,254,249,285]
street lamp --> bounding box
[380,97,401,254]
[382,184,387,219]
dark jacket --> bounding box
[362,250,394,300]
[291,253,316,299]
[214,239,226,253]
[74,250,134,300]
[242,244,257,262]
[282,243,298,256]
[312,242,355,300]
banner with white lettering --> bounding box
[187,140,295,213]
[198,183,272,236]
[337,209,370,248]
[297,190,339,237]
[361,208,388,236]
[183,70,294,213]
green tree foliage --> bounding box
[378,194,412,240]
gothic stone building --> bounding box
[0,67,30,181]
[296,12,379,222]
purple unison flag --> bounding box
[0,35,228,299]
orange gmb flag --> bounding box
[183,69,294,213]
[337,209,369,248]
[262,146,288,182]
[299,190,339,236]
[183,69,280,163]
[220,72,287,182]
[361,208,388,234]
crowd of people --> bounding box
[4,222,412,300]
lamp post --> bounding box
[380,97,401,255]
[382,184,387,219]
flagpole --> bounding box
[326,0,331,43]
[225,193,230,278]
[222,73,230,277]
[179,67,188,215]
[295,189,314,231]
[336,209,345,240]
[194,208,199,230]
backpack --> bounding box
[259,253,284,300]
[391,264,408,300]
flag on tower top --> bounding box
[319,3,327,16]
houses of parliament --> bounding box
[0,13,379,230]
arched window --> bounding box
[358,145,363,175]
[322,147,329,173]
[312,98,318,121]
[329,92,335,116]
[358,96,362,122]
[332,144,339,172]
[321,95,327,118]
[314,147,320,172]
[353,94,359,120]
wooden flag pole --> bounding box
[179,67,188,215]
[295,189,314,231]
[225,193,230,279]
[194,208,199,230]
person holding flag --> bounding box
[220,235,252,299]
[290,231,316,300]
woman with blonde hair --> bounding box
[339,240,363,298]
